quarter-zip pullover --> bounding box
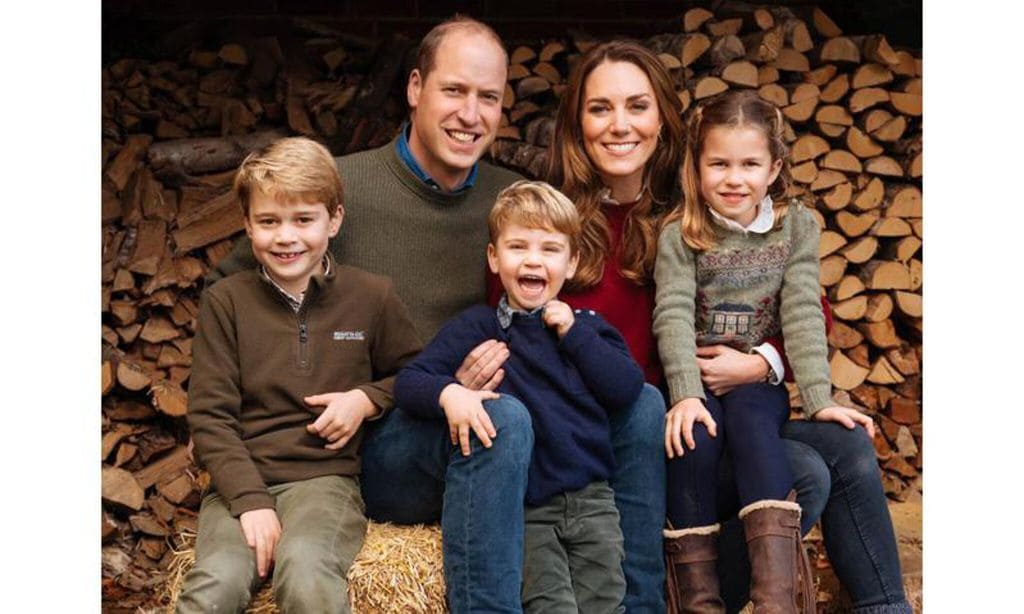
[188,255,423,516]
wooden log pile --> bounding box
[100,25,411,607]
[100,6,922,610]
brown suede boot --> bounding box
[738,491,816,614]
[663,523,726,614]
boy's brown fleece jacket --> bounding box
[188,256,422,516]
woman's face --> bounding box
[580,60,663,200]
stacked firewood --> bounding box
[100,26,414,607]
[100,6,922,609]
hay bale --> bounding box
[159,522,447,613]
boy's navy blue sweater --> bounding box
[394,303,645,506]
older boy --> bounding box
[178,137,421,613]
[395,181,644,613]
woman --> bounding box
[547,40,911,614]
[545,39,684,613]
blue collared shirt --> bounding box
[395,122,479,193]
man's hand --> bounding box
[439,384,500,456]
[239,508,281,578]
[696,345,770,395]
[456,339,509,391]
[665,397,717,459]
[305,389,377,450]
[814,405,876,439]
[541,300,575,339]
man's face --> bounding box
[406,30,507,192]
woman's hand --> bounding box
[665,397,717,459]
[813,405,876,439]
[696,345,770,395]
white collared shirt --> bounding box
[708,194,776,234]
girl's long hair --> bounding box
[546,40,685,289]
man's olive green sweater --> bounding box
[652,205,833,415]
[209,137,524,342]
[188,257,422,516]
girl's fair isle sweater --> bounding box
[652,204,833,415]
[394,302,645,506]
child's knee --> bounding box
[273,564,350,613]
[483,394,534,449]
[177,553,256,613]
[272,537,353,611]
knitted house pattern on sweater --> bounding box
[693,241,791,352]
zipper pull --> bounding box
[299,323,308,342]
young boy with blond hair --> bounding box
[178,137,422,613]
[394,180,644,613]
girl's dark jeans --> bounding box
[666,383,793,528]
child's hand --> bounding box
[439,384,501,457]
[665,397,717,459]
[456,339,509,391]
[542,300,575,339]
[305,389,377,450]
[813,405,876,439]
[239,508,282,578]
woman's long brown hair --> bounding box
[546,40,685,289]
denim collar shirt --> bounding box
[395,122,479,193]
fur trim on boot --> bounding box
[741,491,816,614]
[664,523,726,614]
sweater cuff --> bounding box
[227,492,276,517]
[356,384,391,421]
[668,371,706,406]
[800,384,834,416]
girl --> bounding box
[653,90,877,613]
